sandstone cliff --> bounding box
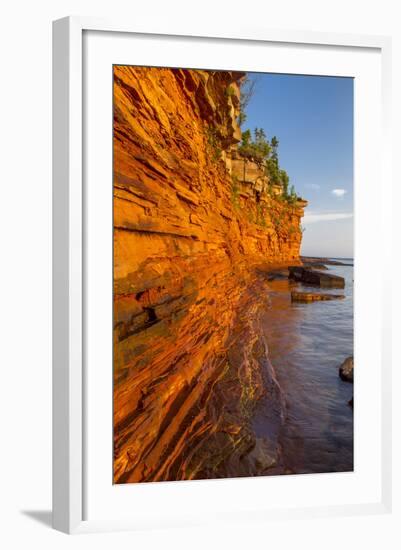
[113,66,306,482]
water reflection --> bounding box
[261,265,354,474]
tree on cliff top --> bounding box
[238,128,297,202]
[238,127,270,162]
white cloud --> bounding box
[303,212,353,225]
[305,183,320,191]
[332,188,347,197]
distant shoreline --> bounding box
[301,256,354,267]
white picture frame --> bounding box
[52,16,392,534]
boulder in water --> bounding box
[288,266,345,288]
[339,356,354,382]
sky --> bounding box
[244,73,354,258]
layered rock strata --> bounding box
[113,66,306,483]
[288,266,345,288]
[291,291,345,302]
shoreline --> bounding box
[260,262,354,475]
[301,255,354,267]
[111,65,353,483]
[190,257,353,479]
[114,257,353,481]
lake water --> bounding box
[261,262,354,474]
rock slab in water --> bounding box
[291,291,345,303]
[301,262,328,270]
[339,356,354,382]
[288,266,345,288]
[301,256,353,267]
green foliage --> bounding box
[238,127,270,162]
[279,169,289,197]
[254,128,271,159]
[287,184,298,204]
[241,129,252,148]
[270,136,279,156]
[265,157,280,186]
[255,203,267,227]
[225,85,236,97]
[270,211,281,230]
[231,175,240,210]
[235,76,299,203]
[237,125,300,204]
[206,126,222,162]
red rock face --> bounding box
[113,66,306,483]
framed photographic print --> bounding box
[52,17,392,533]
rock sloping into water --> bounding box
[288,266,345,288]
[301,261,328,270]
[112,67,308,483]
[291,291,345,303]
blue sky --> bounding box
[244,73,354,258]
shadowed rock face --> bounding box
[113,66,306,483]
[288,266,345,288]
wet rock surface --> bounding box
[288,266,345,288]
[339,356,354,382]
[113,67,306,483]
[301,263,328,270]
[291,291,345,303]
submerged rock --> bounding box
[267,268,290,281]
[291,291,345,303]
[301,262,329,270]
[288,266,345,288]
[248,438,277,472]
[339,356,354,382]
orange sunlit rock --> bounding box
[113,66,306,483]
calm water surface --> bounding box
[261,263,354,474]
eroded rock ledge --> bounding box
[113,66,306,483]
